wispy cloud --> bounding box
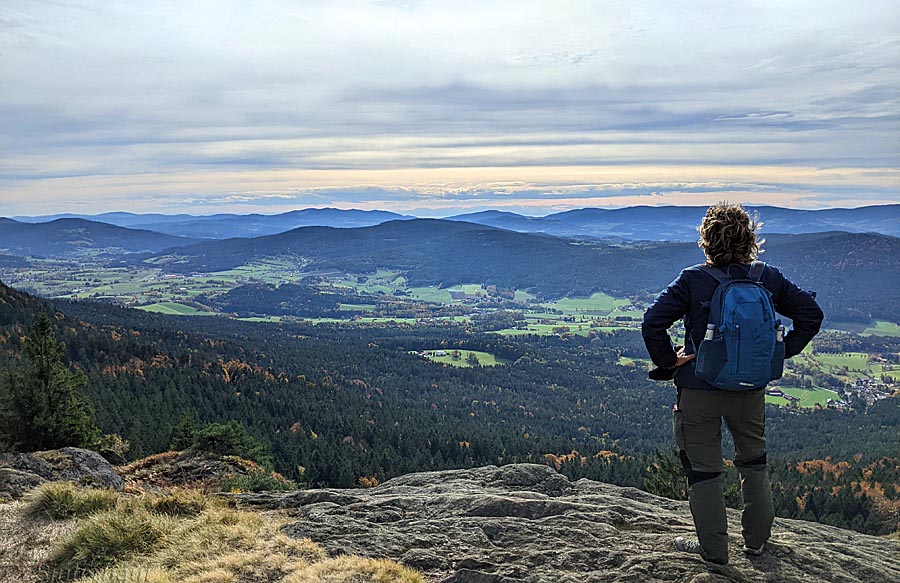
[1,1,898,215]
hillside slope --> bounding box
[143,219,900,322]
[0,218,196,256]
[237,463,900,583]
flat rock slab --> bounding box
[234,463,900,583]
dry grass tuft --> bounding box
[47,508,173,573]
[284,556,427,583]
[3,482,424,583]
[23,482,120,520]
[118,451,180,475]
[140,488,209,517]
[0,500,80,583]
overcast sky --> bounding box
[1,0,898,216]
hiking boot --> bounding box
[674,536,703,555]
[674,536,729,565]
[743,543,765,556]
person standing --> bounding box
[642,202,823,565]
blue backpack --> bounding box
[693,261,785,390]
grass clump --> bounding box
[222,468,296,492]
[47,508,171,573]
[285,556,427,583]
[24,482,120,520]
[13,481,425,583]
[141,489,208,517]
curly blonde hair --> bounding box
[697,202,764,266]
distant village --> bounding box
[767,376,898,411]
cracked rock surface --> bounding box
[234,463,900,583]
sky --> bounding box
[1,0,898,217]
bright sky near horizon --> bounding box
[1,1,898,217]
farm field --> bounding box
[338,303,377,312]
[541,292,631,315]
[135,302,214,316]
[493,322,633,336]
[828,319,900,337]
[863,320,900,337]
[765,387,840,408]
[417,349,509,367]
[617,356,651,368]
[811,351,900,381]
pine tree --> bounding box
[643,449,688,500]
[0,315,100,451]
[170,412,197,450]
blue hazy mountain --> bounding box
[14,205,898,241]
[447,205,900,240]
[11,212,200,227]
[0,218,197,256]
[14,208,412,239]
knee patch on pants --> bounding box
[735,452,767,468]
[679,449,722,486]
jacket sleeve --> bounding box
[642,271,690,369]
[770,266,824,358]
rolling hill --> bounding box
[13,208,412,239]
[0,218,197,256]
[142,219,900,323]
[448,205,900,240]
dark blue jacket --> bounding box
[642,262,824,390]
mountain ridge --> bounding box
[11,204,899,240]
[0,218,198,256]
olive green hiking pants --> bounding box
[674,387,775,564]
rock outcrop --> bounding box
[117,449,284,491]
[235,463,900,583]
[0,447,124,500]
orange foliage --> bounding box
[544,449,587,470]
[795,458,850,478]
[593,450,623,462]
[358,475,380,488]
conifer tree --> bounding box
[0,315,100,451]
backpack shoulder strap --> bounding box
[698,264,729,284]
[749,261,766,282]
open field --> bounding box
[541,292,631,315]
[134,302,214,316]
[828,320,900,337]
[493,322,634,336]
[416,349,509,367]
[863,320,900,337]
[332,269,406,295]
[816,352,870,371]
[338,303,378,312]
[617,356,651,368]
[407,286,455,303]
[765,387,840,408]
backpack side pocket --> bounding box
[695,336,727,385]
[770,331,785,381]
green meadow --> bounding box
[418,349,509,367]
[134,302,214,316]
[541,292,631,315]
[765,387,840,408]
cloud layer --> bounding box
[1,0,898,215]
